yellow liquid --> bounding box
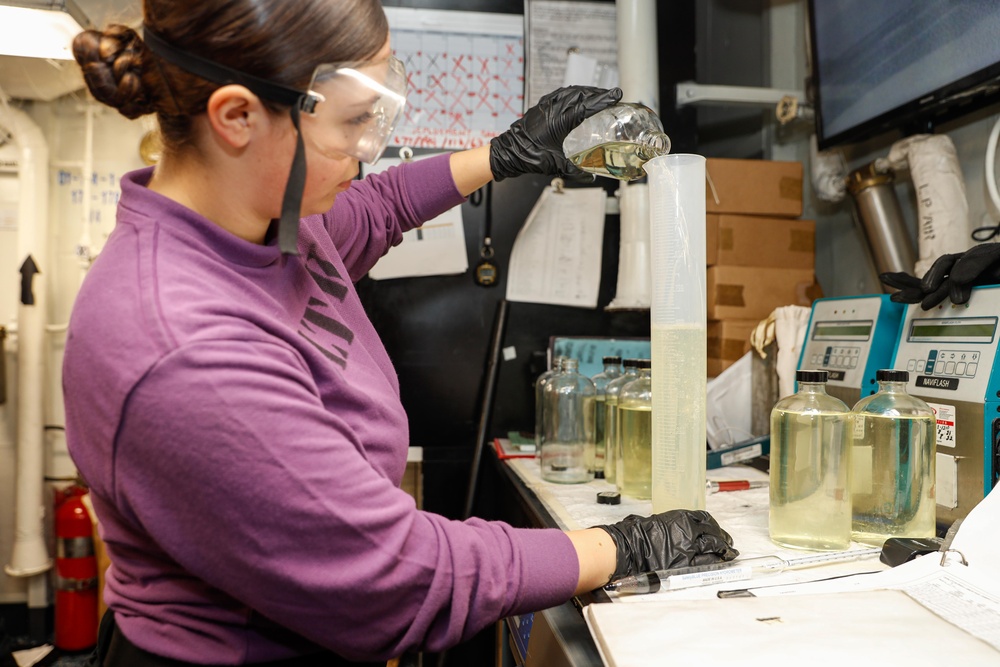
[770,407,852,550]
[593,395,607,472]
[851,413,936,545]
[569,141,653,181]
[603,395,619,484]
[650,324,707,512]
[620,404,652,500]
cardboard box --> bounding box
[707,357,738,378]
[708,266,819,320]
[707,319,757,378]
[706,214,815,269]
[706,158,803,218]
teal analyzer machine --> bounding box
[892,285,1000,527]
[797,295,907,407]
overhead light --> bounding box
[0,1,91,61]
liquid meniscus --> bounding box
[569,141,655,181]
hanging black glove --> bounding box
[946,243,1000,301]
[881,261,954,310]
[489,86,623,181]
[596,510,738,581]
[881,243,1000,309]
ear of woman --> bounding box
[205,84,268,150]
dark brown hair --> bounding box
[73,0,388,153]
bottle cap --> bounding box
[622,358,640,368]
[635,359,652,369]
[597,491,621,505]
[877,369,908,382]
[594,469,606,479]
[796,369,828,383]
[603,355,622,364]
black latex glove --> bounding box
[880,267,952,310]
[489,86,623,181]
[596,510,738,581]
[880,244,1000,309]
[948,243,1000,297]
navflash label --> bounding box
[916,376,960,391]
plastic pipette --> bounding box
[604,547,883,595]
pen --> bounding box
[604,547,883,595]
[706,480,769,493]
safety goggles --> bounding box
[301,58,407,164]
[142,27,407,254]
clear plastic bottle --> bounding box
[534,356,566,450]
[619,360,653,500]
[540,358,596,484]
[604,359,641,485]
[590,356,623,477]
[850,369,936,545]
[769,370,852,551]
[562,103,671,181]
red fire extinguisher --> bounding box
[54,491,99,651]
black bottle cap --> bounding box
[594,469,606,479]
[877,369,909,382]
[622,359,640,368]
[597,491,621,505]
[603,355,622,364]
[635,359,652,369]
[796,369,828,383]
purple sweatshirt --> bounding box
[63,154,579,664]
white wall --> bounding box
[0,95,144,603]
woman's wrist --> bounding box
[448,145,494,196]
[566,528,617,595]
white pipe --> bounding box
[608,0,659,310]
[1,105,53,599]
[616,0,659,113]
[78,103,94,268]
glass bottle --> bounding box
[534,356,566,450]
[540,358,596,484]
[562,103,671,181]
[590,356,623,478]
[850,369,936,546]
[769,370,852,551]
[604,359,641,485]
[619,360,653,500]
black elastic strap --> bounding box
[278,103,307,255]
[143,26,308,255]
[141,27,303,107]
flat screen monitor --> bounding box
[809,0,1000,149]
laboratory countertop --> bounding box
[492,453,889,667]
[502,457,886,597]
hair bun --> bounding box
[73,25,154,119]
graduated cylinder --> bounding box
[645,154,707,512]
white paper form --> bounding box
[505,185,605,308]
[747,485,1000,653]
[384,8,524,151]
[361,152,468,281]
[524,1,618,109]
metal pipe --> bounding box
[847,163,917,284]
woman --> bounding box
[66,1,736,665]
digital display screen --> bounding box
[810,0,1000,148]
[908,317,997,343]
[812,321,872,341]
